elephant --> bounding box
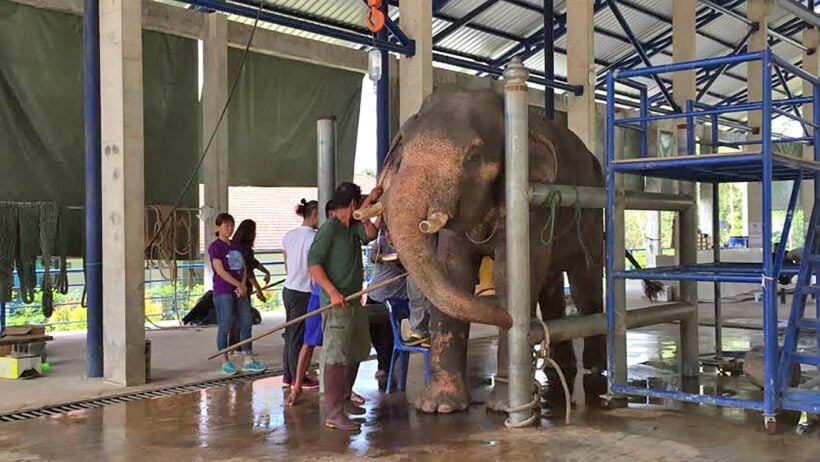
[378,88,606,414]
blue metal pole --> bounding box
[84,0,103,378]
[686,100,695,155]
[0,301,5,332]
[814,80,819,358]
[605,71,618,391]
[760,50,778,422]
[607,0,678,111]
[376,2,389,175]
[711,114,721,358]
[543,0,555,119]
[640,87,648,158]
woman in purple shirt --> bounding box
[208,213,265,375]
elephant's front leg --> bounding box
[416,232,481,414]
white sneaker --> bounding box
[400,318,411,341]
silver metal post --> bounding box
[503,57,533,427]
[317,116,337,226]
[316,116,336,393]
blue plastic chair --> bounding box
[384,298,431,392]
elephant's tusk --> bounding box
[353,202,384,221]
[419,212,449,234]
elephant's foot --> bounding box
[416,377,470,414]
[485,379,508,413]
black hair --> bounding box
[232,219,257,249]
[332,182,362,209]
[296,198,318,218]
[214,213,234,237]
[325,200,336,218]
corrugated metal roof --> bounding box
[180,0,815,115]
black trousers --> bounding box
[282,287,310,381]
[366,296,395,373]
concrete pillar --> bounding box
[801,28,819,227]
[673,0,699,377]
[100,0,146,386]
[567,0,596,151]
[399,0,433,124]
[201,13,229,291]
[744,0,774,244]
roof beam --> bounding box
[617,0,735,49]
[433,0,500,44]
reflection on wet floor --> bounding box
[0,325,818,461]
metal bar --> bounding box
[618,0,735,48]
[640,87,648,158]
[814,79,819,365]
[528,184,695,211]
[614,96,812,125]
[381,16,413,48]
[607,0,678,110]
[772,106,820,129]
[183,0,414,55]
[611,270,761,283]
[317,117,336,226]
[431,52,583,93]
[760,50,779,421]
[773,65,811,137]
[503,58,533,427]
[774,178,803,279]
[543,0,555,119]
[686,100,696,156]
[772,53,820,87]
[528,303,694,344]
[696,28,754,101]
[612,384,766,410]
[0,301,4,332]
[617,50,766,79]
[605,70,628,394]
[778,0,820,28]
[433,0,499,44]
[84,0,103,378]
[376,1,389,176]
[719,136,815,145]
[710,116,722,359]
[699,0,809,51]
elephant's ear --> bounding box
[529,131,559,183]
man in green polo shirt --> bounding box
[308,181,380,431]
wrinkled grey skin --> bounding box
[379,88,604,414]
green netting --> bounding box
[227,50,362,186]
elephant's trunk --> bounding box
[384,161,512,330]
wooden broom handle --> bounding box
[207,272,408,360]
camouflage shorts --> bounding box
[321,298,371,365]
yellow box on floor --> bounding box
[0,356,41,379]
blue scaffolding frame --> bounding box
[605,48,820,425]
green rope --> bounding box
[39,203,60,318]
[16,204,39,304]
[0,203,18,302]
[539,187,594,268]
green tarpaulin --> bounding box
[227,50,362,187]
[0,0,200,207]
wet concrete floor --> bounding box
[1,326,818,461]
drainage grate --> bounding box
[0,368,281,423]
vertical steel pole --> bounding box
[316,116,336,394]
[376,1,390,174]
[640,87,648,158]
[504,57,533,427]
[543,0,555,119]
[605,70,627,392]
[760,50,778,425]
[814,80,819,359]
[0,301,5,331]
[317,116,337,226]
[84,0,104,378]
[711,113,722,359]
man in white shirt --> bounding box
[281,199,320,389]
